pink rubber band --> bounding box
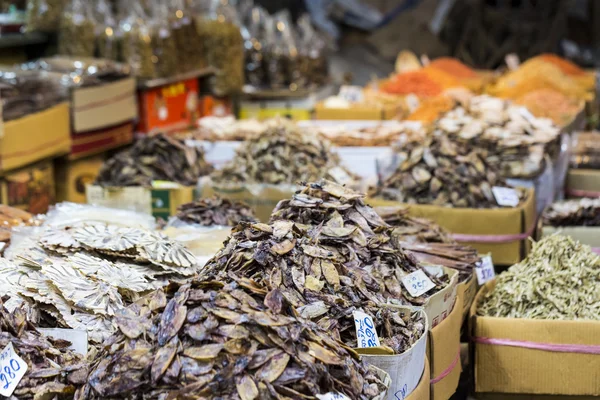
[593,248,600,255]
[430,349,460,384]
[566,188,600,198]
[450,219,537,244]
[473,336,600,355]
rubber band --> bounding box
[430,348,460,384]
[566,188,600,198]
[450,219,537,244]
[473,336,600,355]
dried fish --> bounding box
[477,235,600,320]
[175,196,258,226]
[95,133,213,187]
[211,121,355,185]
[542,198,600,227]
[84,279,389,399]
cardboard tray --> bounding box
[315,102,399,120]
[405,358,430,400]
[367,188,537,266]
[471,281,600,396]
[0,103,70,172]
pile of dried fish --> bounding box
[82,278,390,399]
[203,181,437,353]
[370,133,526,208]
[211,122,354,185]
[95,134,213,187]
[176,197,257,227]
[377,207,479,281]
[0,301,87,399]
[542,198,600,227]
[310,121,426,147]
[436,95,561,178]
[477,235,600,320]
[2,223,198,343]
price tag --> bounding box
[0,343,28,397]
[353,310,380,348]
[401,270,436,297]
[492,186,520,207]
[338,85,364,103]
[475,254,496,285]
[316,393,351,400]
[505,53,520,70]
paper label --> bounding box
[38,328,88,356]
[475,254,495,285]
[505,53,520,70]
[316,393,351,400]
[338,85,364,103]
[353,310,380,348]
[151,181,180,190]
[492,186,520,207]
[0,343,28,397]
[401,270,436,297]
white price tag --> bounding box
[505,53,520,70]
[338,85,364,103]
[317,393,351,400]
[38,329,88,356]
[401,270,436,297]
[492,186,520,207]
[0,343,28,397]
[353,310,380,348]
[475,254,496,285]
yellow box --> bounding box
[0,160,55,214]
[471,281,600,395]
[566,169,600,197]
[367,189,536,266]
[315,102,398,120]
[55,155,105,203]
[0,103,70,172]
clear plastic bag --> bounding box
[170,0,203,74]
[150,1,178,78]
[26,0,67,32]
[43,202,157,229]
[243,5,268,87]
[58,0,96,57]
[95,0,119,60]
[119,0,155,79]
[297,14,328,87]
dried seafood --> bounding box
[82,279,390,399]
[194,116,271,141]
[569,132,600,169]
[202,181,437,353]
[542,198,600,227]
[176,197,257,227]
[308,121,426,147]
[436,95,561,178]
[0,300,87,399]
[211,122,355,186]
[0,206,36,250]
[370,133,526,208]
[95,134,213,187]
[477,235,600,320]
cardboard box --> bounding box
[566,169,600,197]
[69,122,134,160]
[0,160,55,214]
[72,77,137,133]
[457,273,477,321]
[0,103,70,172]
[315,102,398,120]
[471,280,600,396]
[422,267,458,329]
[428,295,463,400]
[405,358,430,400]
[367,189,537,266]
[86,182,195,219]
[55,155,105,203]
[541,226,600,249]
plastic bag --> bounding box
[119,0,155,79]
[243,5,268,87]
[43,202,157,229]
[297,14,328,87]
[95,0,118,60]
[26,0,67,32]
[150,0,178,78]
[59,0,96,57]
[170,0,203,73]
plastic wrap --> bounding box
[119,1,155,79]
[26,0,67,32]
[95,0,119,60]
[43,202,156,229]
[59,0,96,57]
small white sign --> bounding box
[316,393,351,400]
[505,53,520,70]
[38,328,88,356]
[338,85,364,103]
[0,343,28,397]
[492,186,520,207]
[401,270,436,298]
[475,254,496,285]
[353,310,381,348]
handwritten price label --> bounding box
[0,343,28,397]
[317,393,351,400]
[353,310,381,348]
[338,85,364,103]
[401,270,436,297]
[492,186,520,207]
[475,254,496,285]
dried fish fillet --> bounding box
[175,196,257,226]
[542,198,600,227]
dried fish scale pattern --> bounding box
[211,122,355,185]
[176,197,258,226]
[95,133,214,187]
[0,301,88,400]
[542,198,600,227]
[82,279,389,399]
[370,133,526,208]
[477,235,600,320]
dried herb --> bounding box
[477,235,600,320]
[96,134,213,187]
[176,197,257,227]
[81,278,390,399]
[0,300,87,399]
[542,198,600,227]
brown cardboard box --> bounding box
[315,102,398,120]
[72,78,137,133]
[55,155,105,203]
[0,103,70,172]
[428,295,462,400]
[0,160,55,214]
[367,189,536,266]
[405,359,430,400]
[566,169,600,197]
[471,281,600,396]
[457,273,477,321]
